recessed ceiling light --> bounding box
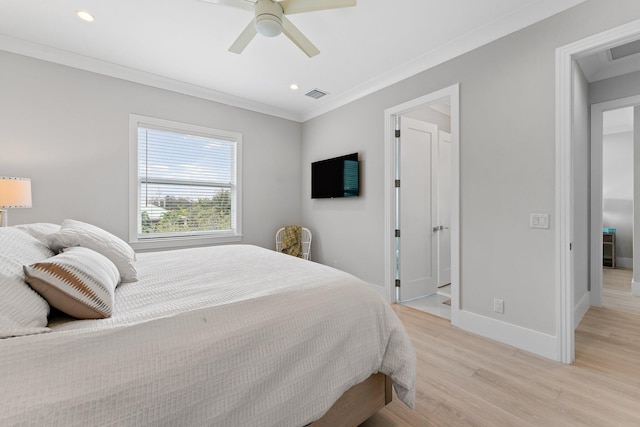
[290,83,299,90]
[76,10,94,22]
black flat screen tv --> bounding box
[311,153,359,199]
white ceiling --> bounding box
[0,0,584,122]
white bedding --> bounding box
[1,244,415,426]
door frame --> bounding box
[590,96,640,308]
[556,18,640,364]
[384,83,460,326]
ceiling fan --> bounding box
[201,0,357,57]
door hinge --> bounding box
[570,243,572,250]
[395,229,401,238]
[395,279,401,287]
[395,129,401,138]
[395,179,401,188]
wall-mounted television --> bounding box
[311,152,359,199]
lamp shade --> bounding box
[0,177,32,208]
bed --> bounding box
[0,221,415,426]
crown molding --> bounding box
[0,33,302,122]
[299,0,586,121]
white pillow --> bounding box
[14,222,61,244]
[24,247,119,319]
[0,227,51,338]
[46,219,138,283]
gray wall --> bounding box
[0,51,302,250]
[301,0,640,336]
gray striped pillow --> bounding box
[23,247,119,319]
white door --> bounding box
[438,131,452,287]
[398,117,439,301]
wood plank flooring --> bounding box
[362,268,640,426]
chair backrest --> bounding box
[276,227,312,260]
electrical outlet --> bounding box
[493,298,504,314]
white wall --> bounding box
[0,51,302,250]
[302,0,640,338]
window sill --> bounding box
[130,233,242,252]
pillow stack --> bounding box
[46,219,138,283]
[23,219,138,321]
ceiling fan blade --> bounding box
[199,0,255,12]
[281,16,320,57]
[278,0,356,15]
[229,20,258,54]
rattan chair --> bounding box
[276,227,312,260]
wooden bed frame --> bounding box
[310,373,392,426]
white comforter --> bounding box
[0,245,415,426]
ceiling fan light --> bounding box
[255,14,282,37]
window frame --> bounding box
[129,114,242,251]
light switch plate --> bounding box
[530,213,550,229]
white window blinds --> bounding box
[136,123,238,239]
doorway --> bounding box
[383,84,460,325]
[395,115,452,318]
[556,18,640,363]
[590,101,639,307]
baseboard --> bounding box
[456,310,559,361]
[574,291,591,327]
[616,257,633,269]
[632,281,640,297]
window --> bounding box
[129,115,242,249]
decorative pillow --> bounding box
[46,219,137,283]
[14,222,61,244]
[23,247,119,319]
[0,227,52,338]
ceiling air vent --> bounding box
[305,89,329,100]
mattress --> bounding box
[0,244,415,426]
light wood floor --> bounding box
[362,268,640,426]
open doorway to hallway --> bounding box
[600,107,635,309]
[571,56,640,363]
[556,19,640,363]
[588,101,640,309]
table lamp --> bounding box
[0,177,32,227]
